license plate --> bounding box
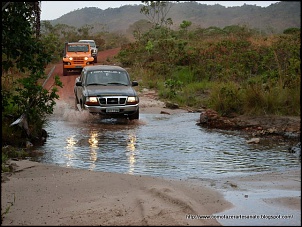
[75,66,82,68]
[106,108,119,113]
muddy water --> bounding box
[33,101,300,181]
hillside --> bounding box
[44,1,300,34]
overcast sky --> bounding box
[40,1,280,20]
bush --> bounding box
[207,82,244,116]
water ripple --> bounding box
[34,113,301,180]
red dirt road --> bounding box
[44,47,121,105]
[42,47,175,115]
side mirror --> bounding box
[76,81,82,86]
[132,81,138,86]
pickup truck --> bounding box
[78,40,98,63]
[74,65,139,120]
[62,42,94,76]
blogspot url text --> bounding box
[186,214,294,220]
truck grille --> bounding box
[72,57,85,64]
[99,97,127,105]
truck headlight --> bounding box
[84,57,88,60]
[126,96,139,104]
[85,97,99,105]
[69,57,73,60]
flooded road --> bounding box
[33,101,300,181]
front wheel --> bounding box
[128,108,139,120]
[63,67,68,76]
[75,97,80,111]
[80,101,86,111]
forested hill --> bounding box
[45,1,300,34]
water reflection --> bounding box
[65,135,77,167]
[126,133,137,174]
[34,113,300,181]
[88,130,98,170]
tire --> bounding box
[80,101,85,111]
[129,107,139,120]
[75,97,79,110]
[63,67,68,76]
[94,57,97,63]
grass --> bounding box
[1,193,15,222]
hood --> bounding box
[86,85,137,97]
[67,52,91,57]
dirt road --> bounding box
[43,47,185,115]
[44,47,121,106]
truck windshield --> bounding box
[79,41,95,47]
[67,45,89,52]
[87,42,95,47]
[86,71,130,85]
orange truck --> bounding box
[62,42,95,76]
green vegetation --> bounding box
[2,2,62,163]
[116,21,300,116]
[1,193,15,222]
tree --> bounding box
[140,1,174,28]
[2,2,62,146]
[179,20,192,39]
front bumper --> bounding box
[85,104,139,115]
[63,62,94,69]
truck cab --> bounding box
[62,42,95,76]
